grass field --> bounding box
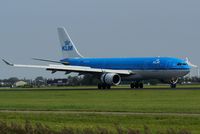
[0,86,200,113]
[0,85,199,133]
[0,112,199,133]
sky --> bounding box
[0,0,199,79]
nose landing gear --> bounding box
[170,78,178,88]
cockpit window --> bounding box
[177,63,187,66]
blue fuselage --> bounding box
[61,57,190,80]
[61,57,190,70]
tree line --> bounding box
[0,75,200,87]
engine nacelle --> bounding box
[100,73,121,85]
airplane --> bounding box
[2,27,198,89]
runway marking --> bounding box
[0,110,199,116]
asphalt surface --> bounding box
[0,87,200,92]
[0,110,199,117]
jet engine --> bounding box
[100,73,121,85]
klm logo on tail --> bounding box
[62,41,73,51]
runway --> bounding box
[1,87,200,92]
[0,110,199,117]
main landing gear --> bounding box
[130,82,144,89]
[98,83,111,89]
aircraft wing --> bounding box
[32,58,70,65]
[2,59,132,75]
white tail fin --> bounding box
[57,27,83,58]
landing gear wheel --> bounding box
[98,83,111,89]
[135,84,139,89]
[130,82,144,89]
[170,83,176,88]
[130,83,135,88]
[102,84,106,89]
[170,78,178,89]
[139,83,144,88]
[98,84,102,89]
[106,85,111,89]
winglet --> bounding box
[2,59,14,66]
